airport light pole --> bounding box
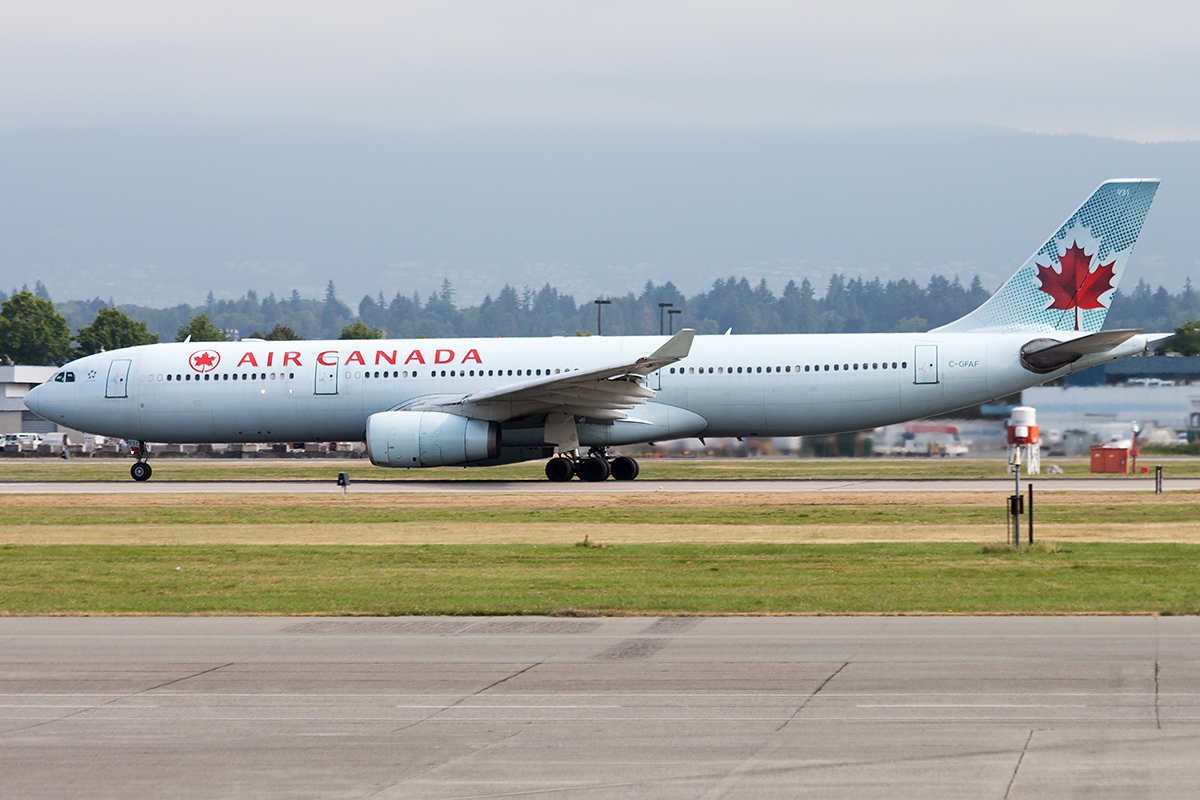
[668,308,682,334]
[658,303,673,335]
[594,299,611,336]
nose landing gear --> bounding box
[129,440,152,482]
[543,449,640,482]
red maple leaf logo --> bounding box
[1035,241,1116,330]
[190,350,219,372]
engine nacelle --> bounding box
[365,411,499,467]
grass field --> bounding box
[1,455,1196,481]
[3,457,1196,616]
[2,542,1198,616]
[0,485,1198,615]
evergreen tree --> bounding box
[339,320,384,339]
[75,307,159,355]
[175,313,228,342]
[250,324,303,341]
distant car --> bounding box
[3,433,43,447]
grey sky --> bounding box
[3,1,1199,140]
[3,2,1199,308]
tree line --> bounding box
[4,273,1200,365]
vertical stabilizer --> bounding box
[935,179,1159,333]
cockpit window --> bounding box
[64,372,75,382]
[53,373,64,382]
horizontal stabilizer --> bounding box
[1020,329,1142,373]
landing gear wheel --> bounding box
[130,462,152,482]
[577,455,611,482]
[610,456,640,481]
[545,457,575,482]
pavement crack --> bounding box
[0,662,233,737]
[391,662,544,734]
[1004,729,1035,799]
[470,662,541,696]
[1155,659,1162,730]
[776,661,847,732]
[137,662,234,694]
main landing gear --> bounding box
[544,449,640,483]
[129,440,152,482]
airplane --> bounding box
[25,179,1163,483]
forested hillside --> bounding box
[24,272,1200,341]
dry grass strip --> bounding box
[7,521,1200,546]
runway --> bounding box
[3,616,1198,799]
[0,476,1192,494]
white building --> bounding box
[0,365,58,433]
[1022,384,1199,443]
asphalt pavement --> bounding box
[2,616,1198,799]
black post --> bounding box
[668,308,681,334]
[1156,464,1163,495]
[658,302,673,335]
[1027,483,1033,545]
[594,299,610,336]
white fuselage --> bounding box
[27,331,1149,453]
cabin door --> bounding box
[314,355,339,395]
[105,359,131,398]
[913,345,939,385]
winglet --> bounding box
[649,329,694,361]
[631,329,695,374]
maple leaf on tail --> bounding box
[1035,241,1116,330]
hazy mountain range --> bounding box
[4,125,1198,308]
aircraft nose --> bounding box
[24,383,43,415]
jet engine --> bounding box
[365,410,500,467]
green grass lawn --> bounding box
[0,456,1192,481]
[3,543,1198,616]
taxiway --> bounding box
[2,616,1198,799]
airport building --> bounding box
[0,365,58,434]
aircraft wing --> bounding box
[403,329,695,421]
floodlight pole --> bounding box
[594,299,611,336]
[668,308,682,334]
[658,303,673,335]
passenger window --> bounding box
[873,363,878,369]
[167,374,173,381]
[853,364,858,370]
[804,366,809,372]
[756,367,762,373]
[901,362,907,368]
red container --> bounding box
[1090,446,1130,474]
